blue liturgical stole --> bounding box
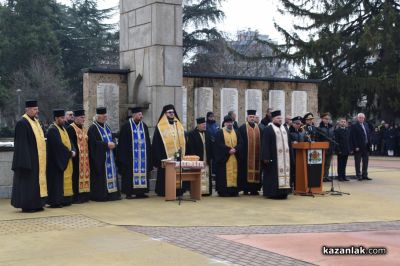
[93,121,118,193]
[129,119,147,188]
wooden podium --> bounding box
[162,160,204,201]
[292,142,329,194]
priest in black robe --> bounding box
[117,107,152,199]
[66,109,91,203]
[214,116,241,197]
[88,107,121,201]
[186,117,212,196]
[11,100,47,212]
[238,110,262,195]
[261,110,292,199]
[152,104,186,197]
[46,109,76,208]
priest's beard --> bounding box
[75,122,83,128]
[273,122,282,127]
[168,118,174,125]
[226,125,233,132]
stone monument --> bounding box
[119,0,183,128]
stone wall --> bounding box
[0,148,13,198]
[82,68,129,132]
[183,74,319,129]
[83,71,319,131]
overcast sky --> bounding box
[57,0,293,43]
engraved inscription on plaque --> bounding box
[291,91,308,117]
[97,83,119,132]
[269,90,285,118]
[245,89,262,117]
[221,88,239,124]
[194,87,213,119]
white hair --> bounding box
[357,113,365,118]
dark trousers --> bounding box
[354,150,369,178]
[337,154,348,179]
[323,153,333,178]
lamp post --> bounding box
[16,89,22,116]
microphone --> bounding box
[174,120,182,162]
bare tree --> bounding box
[5,57,75,126]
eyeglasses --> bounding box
[166,111,175,114]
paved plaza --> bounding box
[0,157,399,265]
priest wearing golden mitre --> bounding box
[152,104,186,197]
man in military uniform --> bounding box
[303,112,317,142]
[289,116,305,143]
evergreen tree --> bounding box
[183,0,225,57]
[185,30,291,77]
[0,0,62,108]
[55,0,118,103]
[269,0,400,120]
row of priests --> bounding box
[11,100,292,213]
[214,110,292,199]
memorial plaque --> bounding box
[291,91,308,117]
[245,89,262,117]
[269,90,285,118]
[97,83,120,132]
[194,87,213,119]
[221,88,238,124]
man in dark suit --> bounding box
[350,113,372,181]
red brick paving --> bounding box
[128,221,400,266]
[220,230,400,266]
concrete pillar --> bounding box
[120,0,183,128]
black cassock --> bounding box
[46,124,73,206]
[117,120,152,197]
[66,125,90,203]
[88,123,120,201]
[152,127,188,197]
[237,123,262,194]
[11,117,46,210]
[186,128,212,196]
[261,125,292,199]
[214,129,240,196]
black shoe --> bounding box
[343,178,350,181]
[48,204,63,208]
[250,191,260,196]
[323,177,331,182]
[22,208,44,213]
[358,177,363,181]
[363,177,372,180]
[125,195,134,199]
[134,194,149,199]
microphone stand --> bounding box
[175,121,195,205]
[314,126,350,196]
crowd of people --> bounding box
[10,99,387,213]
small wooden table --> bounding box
[162,160,204,201]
